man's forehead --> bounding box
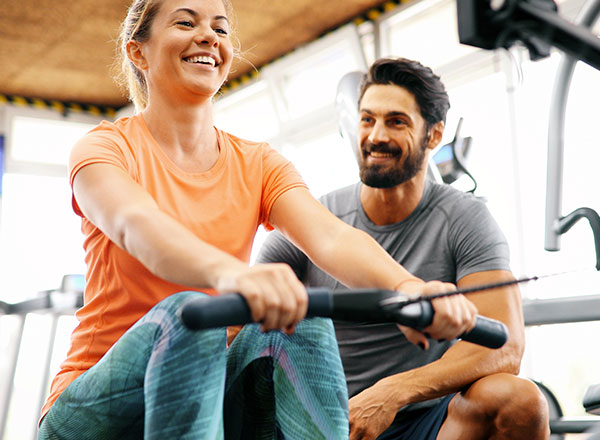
[359,84,419,114]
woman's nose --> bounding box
[194,25,218,47]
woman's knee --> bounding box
[231,317,337,353]
[136,291,227,366]
[227,318,341,379]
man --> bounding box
[257,58,550,439]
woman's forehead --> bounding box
[157,0,229,17]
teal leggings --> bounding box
[38,291,349,439]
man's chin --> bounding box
[360,174,403,189]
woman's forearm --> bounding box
[308,222,421,290]
[119,206,245,289]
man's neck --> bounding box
[359,173,427,226]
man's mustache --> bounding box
[362,142,401,155]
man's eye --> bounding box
[390,119,406,126]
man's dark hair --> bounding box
[358,57,450,130]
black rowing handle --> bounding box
[179,288,508,349]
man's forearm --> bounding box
[375,338,520,412]
[384,283,524,409]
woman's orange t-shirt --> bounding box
[41,114,306,417]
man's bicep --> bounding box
[256,230,309,281]
[457,269,525,351]
[452,201,511,278]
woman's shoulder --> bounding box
[215,127,269,151]
[70,115,147,170]
[215,127,284,167]
[81,114,143,143]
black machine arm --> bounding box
[555,208,600,271]
[179,288,508,349]
[457,0,600,70]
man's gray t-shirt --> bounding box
[257,180,510,413]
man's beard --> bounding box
[358,137,428,189]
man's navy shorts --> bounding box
[377,394,455,440]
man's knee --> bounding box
[464,374,550,427]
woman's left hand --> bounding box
[396,280,477,349]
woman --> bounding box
[38,0,477,438]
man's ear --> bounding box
[126,40,148,71]
[426,121,445,150]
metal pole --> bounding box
[32,314,59,440]
[0,315,26,440]
[545,0,600,251]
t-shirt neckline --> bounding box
[355,180,433,232]
[135,113,227,179]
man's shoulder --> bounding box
[426,182,487,216]
[428,181,474,202]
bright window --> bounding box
[276,41,364,120]
[214,80,280,142]
[0,111,99,439]
[0,114,96,302]
[261,24,367,124]
[280,130,359,199]
[379,0,478,71]
[9,117,92,166]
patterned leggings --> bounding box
[38,291,349,439]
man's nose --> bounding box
[368,120,390,144]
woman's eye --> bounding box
[214,28,228,35]
[177,21,193,28]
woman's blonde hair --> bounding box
[114,0,238,110]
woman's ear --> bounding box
[426,121,445,151]
[126,40,148,71]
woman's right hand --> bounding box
[215,263,308,334]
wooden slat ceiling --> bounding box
[0,0,393,109]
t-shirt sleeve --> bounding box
[68,123,135,217]
[259,145,307,230]
[449,197,511,280]
[255,230,309,281]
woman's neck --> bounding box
[141,96,220,173]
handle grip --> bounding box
[178,288,333,330]
[394,301,508,349]
[178,289,508,349]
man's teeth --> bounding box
[185,56,216,66]
[369,151,394,158]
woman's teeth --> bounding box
[185,55,216,66]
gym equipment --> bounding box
[0,274,84,440]
[179,288,508,349]
[456,0,600,270]
[523,293,600,437]
[431,118,476,191]
[456,2,600,431]
[457,0,600,70]
[545,0,600,270]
